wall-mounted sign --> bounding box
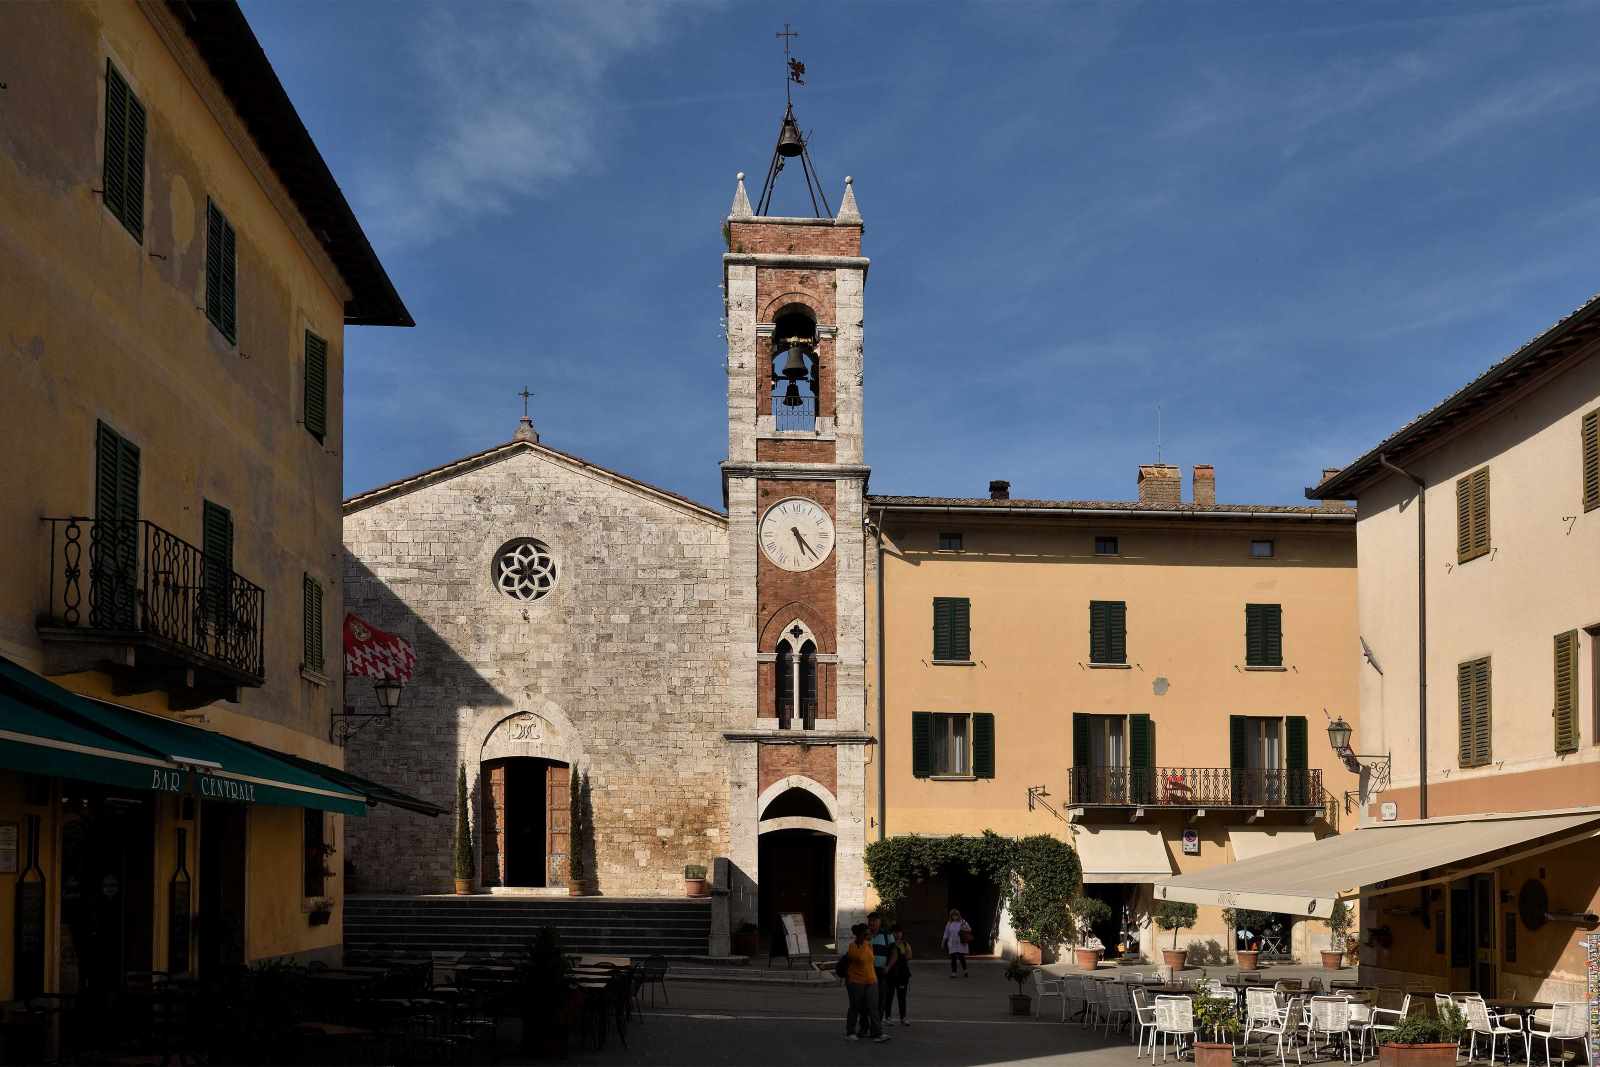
[0,821,17,874]
[1380,802,1398,822]
[1181,829,1200,855]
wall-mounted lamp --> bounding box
[1327,716,1391,806]
[330,677,406,745]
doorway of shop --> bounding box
[199,800,247,976]
[1450,873,1497,996]
[1083,883,1137,958]
[58,786,155,1004]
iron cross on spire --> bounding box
[518,386,533,419]
[777,23,805,99]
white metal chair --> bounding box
[1364,992,1411,1053]
[1345,1000,1373,1062]
[1256,995,1305,1067]
[1154,996,1197,1063]
[1244,986,1285,1047]
[1103,981,1135,1037]
[1032,967,1064,1020]
[1533,1003,1590,1067]
[1061,974,1084,1023]
[1131,986,1160,1059]
[1306,996,1353,1061]
[1083,978,1108,1030]
[1464,997,1525,1065]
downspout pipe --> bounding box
[874,509,887,842]
[1378,453,1427,821]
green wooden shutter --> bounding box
[1109,601,1126,664]
[911,712,932,778]
[1554,630,1579,754]
[220,215,237,341]
[1457,469,1491,562]
[1457,661,1474,767]
[1229,715,1248,804]
[1128,714,1153,802]
[1089,601,1126,664]
[932,599,952,660]
[1286,716,1308,805]
[972,714,995,779]
[951,597,970,660]
[202,501,233,629]
[303,575,324,672]
[124,91,145,242]
[94,422,140,629]
[1582,410,1599,513]
[206,201,237,342]
[304,331,328,441]
[1072,713,1091,801]
[1458,657,1492,768]
[1089,601,1107,662]
[1245,604,1282,666]
[1265,604,1282,666]
[103,61,128,231]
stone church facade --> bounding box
[340,175,872,945]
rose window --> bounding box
[493,538,558,601]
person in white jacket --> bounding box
[941,909,972,977]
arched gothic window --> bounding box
[775,620,818,730]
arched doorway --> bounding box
[758,786,835,951]
[481,757,569,889]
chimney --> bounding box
[1192,465,1216,507]
[1319,467,1346,511]
[988,480,1010,501]
[1136,464,1181,506]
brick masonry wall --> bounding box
[755,480,838,652]
[758,744,838,799]
[341,446,733,896]
[756,438,836,464]
[728,221,862,257]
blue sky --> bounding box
[244,0,1600,510]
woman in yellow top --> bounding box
[843,923,888,1041]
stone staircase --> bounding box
[343,896,712,958]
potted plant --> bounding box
[1323,899,1352,969]
[1222,907,1270,970]
[733,921,760,957]
[1004,958,1034,1016]
[1152,900,1197,971]
[1193,990,1243,1066]
[684,864,709,897]
[1379,1003,1466,1067]
[453,763,474,895]
[1067,895,1113,969]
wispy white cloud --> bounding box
[359,1,707,248]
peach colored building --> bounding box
[865,467,1359,962]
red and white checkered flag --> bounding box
[343,613,415,683]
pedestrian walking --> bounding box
[868,911,894,1018]
[885,924,914,1025]
[843,923,889,1042]
[942,908,972,976]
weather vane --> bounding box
[756,23,831,218]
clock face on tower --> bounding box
[759,497,836,572]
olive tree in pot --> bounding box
[1378,1003,1466,1067]
[453,763,474,895]
[1067,894,1113,969]
[1152,900,1197,971]
[1004,958,1035,1016]
[1221,907,1272,970]
[1322,899,1353,969]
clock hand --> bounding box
[791,527,817,558]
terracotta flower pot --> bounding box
[1235,950,1260,970]
[453,878,473,895]
[1162,949,1188,970]
[1018,940,1043,965]
[1379,1044,1460,1067]
[1196,1042,1234,1067]
[684,877,709,898]
[1074,947,1102,970]
[1320,950,1344,970]
[1009,993,1032,1016]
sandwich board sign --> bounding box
[780,912,810,958]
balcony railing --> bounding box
[43,517,266,684]
[1068,766,1333,818]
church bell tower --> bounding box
[721,62,871,949]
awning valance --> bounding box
[1155,808,1600,917]
[1075,826,1175,884]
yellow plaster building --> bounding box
[0,0,430,1009]
[865,467,1359,962]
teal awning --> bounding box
[0,656,367,816]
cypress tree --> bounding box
[454,763,474,885]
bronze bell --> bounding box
[777,115,804,158]
[778,346,809,382]
[782,381,803,407]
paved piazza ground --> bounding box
[540,959,1351,1067]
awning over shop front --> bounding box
[238,740,444,817]
[0,655,366,815]
[1075,826,1175,884]
[1230,828,1318,861]
[1155,808,1600,917]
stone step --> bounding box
[343,895,710,957]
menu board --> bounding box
[780,912,810,958]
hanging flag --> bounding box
[343,613,415,683]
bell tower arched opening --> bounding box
[771,306,818,432]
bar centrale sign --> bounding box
[149,767,256,803]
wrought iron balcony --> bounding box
[1067,766,1336,825]
[40,518,266,702]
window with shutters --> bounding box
[1245,603,1283,667]
[1455,467,1491,563]
[1457,656,1492,768]
[303,575,325,674]
[937,532,963,552]
[910,712,994,778]
[932,597,971,661]
[1073,713,1128,802]
[205,199,238,343]
[1582,409,1599,513]
[202,501,233,632]
[94,422,140,630]
[102,60,146,242]
[1554,630,1579,755]
[1089,600,1127,664]
[304,331,328,442]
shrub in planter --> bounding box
[1322,899,1353,969]
[684,864,709,897]
[1004,958,1034,1016]
[1221,907,1272,968]
[1067,895,1112,969]
[1378,1005,1466,1067]
[1152,900,1198,969]
[453,763,474,895]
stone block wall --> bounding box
[341,445,734,896]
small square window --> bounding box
[938,532,963,552]
[1251,540,1274,558]
[1095,536,1119,556]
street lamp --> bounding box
[1325,714,1390,812]
[1326,717,1353,755]
[373,677,404,712]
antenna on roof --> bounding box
[1156,403,1163,464]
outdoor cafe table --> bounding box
[1487,999,1553,1028]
